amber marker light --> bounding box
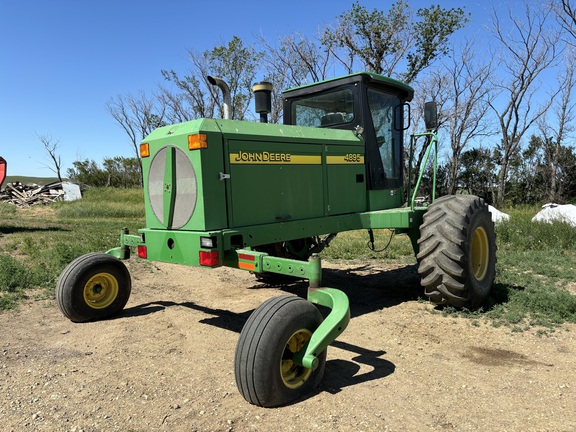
[188,133,208,150]
[140,143,150,158]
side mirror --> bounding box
[424,101,438,131]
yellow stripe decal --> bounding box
[230,151,321,165]
[326,155,365,164]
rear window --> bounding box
[291,88,354,128]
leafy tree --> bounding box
[561,147,576,201]
[506,135,548,204]
[507,134,576,204]
[458,147,497,204]
[322,1,469,83]
[102,157,141,188]
[161,36,262,122]
[67,157,141,188]
[67,160,108,187]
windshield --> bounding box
[291,88,354,127]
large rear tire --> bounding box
[416,195,496,309]
[235,295,326,407]
[56,253,132,322]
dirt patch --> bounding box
[564,281,576,295]
[1,259,575,431]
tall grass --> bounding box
[496,206,576,252]
[52,187,145,219]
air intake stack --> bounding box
[253,81,273,123]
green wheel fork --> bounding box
[294,255,350,371]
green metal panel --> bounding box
[141,118,366,233]
[325,148,367,215]
[138,117,424,262]
[215,119,361,145]
[227,140,325,226]
[217,119,368,227]
[220,207,426,250]
[366,188,404,211]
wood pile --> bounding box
[0,182,66,207]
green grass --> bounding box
[440,206,576,333]
[321,229,415,262]
[1,193,575,333]
[0,187,144,309]
[3,175,61,185]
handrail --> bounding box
[408,132,438,211]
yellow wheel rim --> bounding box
[471,226,489,280]
[281,329,313,389]
[83,272,119,309]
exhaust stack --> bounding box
[207,76,231,120]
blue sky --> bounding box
[1,0,491,177]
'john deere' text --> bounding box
[234,151,291,162]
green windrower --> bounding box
[56,72,497,408]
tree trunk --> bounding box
[448,155,458,195]
[496,158,509,206]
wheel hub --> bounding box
[83,273,119,309]
[471,226,489,281]
[281,329,313,389]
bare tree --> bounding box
[106,91,166,186]
[488,1,561,205]
[554,0,576,41]
[406,71,450,197]
[438,41,496,194]
[37,133,63,182]
[157,83,195,125]
[538,46,576,200]
[256,33,335,123]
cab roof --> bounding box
[282,72,414,101]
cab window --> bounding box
[291,88,354,128]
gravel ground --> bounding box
[1,259,575,431]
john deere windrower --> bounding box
[56,72,496,407]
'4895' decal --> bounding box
[343,153,363,163]
[326,154,365,164]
